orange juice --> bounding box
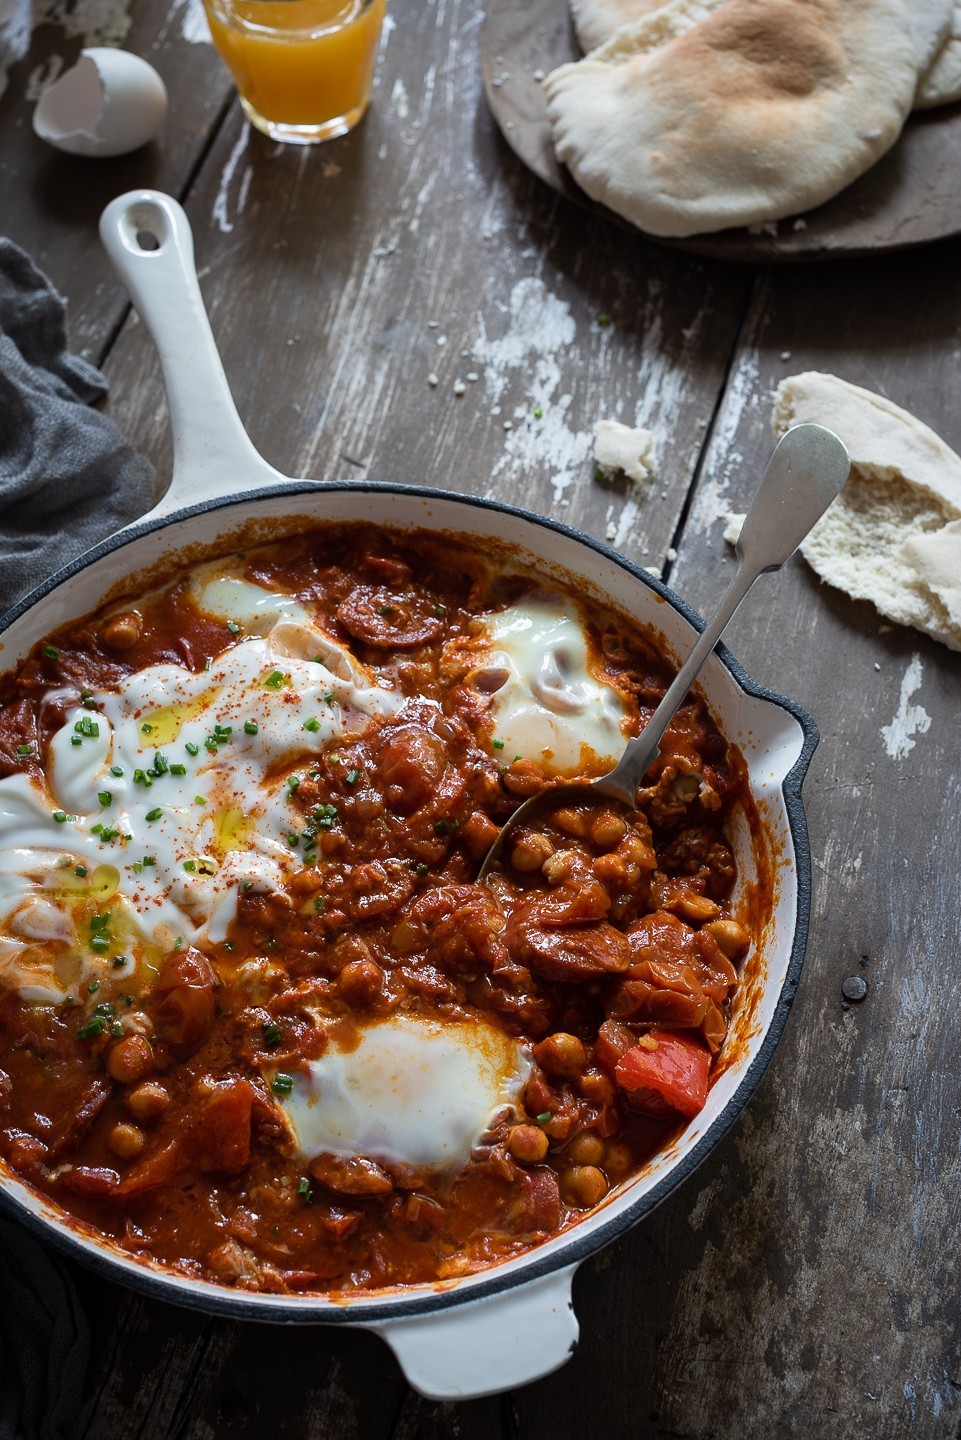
[203,0,387,143]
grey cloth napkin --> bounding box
[0,239,155,1434]
[0,237,154,614]
[0,1213,89,1440]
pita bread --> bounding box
[773,372,961,651]
[905,0,955,71]
[544,0,918,238]
[570,0,669,55]
[914,0,961,106]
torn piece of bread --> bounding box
[544,0,917,238]
[570,0,671,54]
[905,0,955,72]
[914,0,961,107]
[593,419,657,484]
[773,372,961,651]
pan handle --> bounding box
[368,1263,580,1400]
[99,190,287,522]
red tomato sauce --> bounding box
[0,525,762,1293]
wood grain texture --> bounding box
[0,0,233,360]
[5,0,961,1436]
[97,0,753,566]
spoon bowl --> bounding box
[480,422,850,878]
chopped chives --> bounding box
[185,741,200,757]
[183,860,197,873]
[287,774,300,791]
[170,763,186,776]
[263,1021,282,1047]
[87,980,100,993]
[70,736,82,747]
[110,765,124,777]
[77,1016,107,1040]
[16,743,32,758]
[75,865,87,877]
[492,739,505,750]
[98,792,112,808]
[52,810,68,823]
[271,1074,294,1096]
[42,645,60,660]
[145,807,162,822]
[297,1177,311,1199]
[141,722,153,734]
[535,1111,551,1125]
[302,717,320,733]
[345,769,361,786]
[226,621,240,634]
[194,795,206,806]
[244,720,259,735]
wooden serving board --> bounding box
[481,0,961,263]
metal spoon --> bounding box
[479,422,850,878]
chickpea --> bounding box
[593,854,628,887]
[562,1165,608,1208]
[567,1131,605,1166]
[553,807,591,839]
[533,1031,587,1078]
[541,850,580,886]
[106,1034,154,1085]
[579,1070,616,1106]
[102,611,142,651]
[590,813,628,850]
[704,918,751,960]
[510,833,554,873]
[604,1142,633,1175]
[502,758,546,797]
[125,1081,171,1121]
[461,811,500,860]
[337,957,385,1008]
[672,891,722,924]
[108,1122,145,1159]
[507,1124,550,1164]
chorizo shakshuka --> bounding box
[0,526,761,1292]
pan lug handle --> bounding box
[368,1263,580,1400]
[99,190,288,525]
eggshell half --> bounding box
[33,48,168,158]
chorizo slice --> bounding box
[505,915,630,982]
[150,946,217,1057]
[337,586,445,648]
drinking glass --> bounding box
[203,0,387,145]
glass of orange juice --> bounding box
[202,0,387,144]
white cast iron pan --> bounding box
[0,191,817,1400]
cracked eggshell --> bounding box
[33,48,167,158]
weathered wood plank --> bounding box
[74,1271,407,1440]
[97,0,753,567]
[0,0,232,359]
[580,242,961,1439]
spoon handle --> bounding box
[594,423,850,805]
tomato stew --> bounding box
[0,525,761,1293]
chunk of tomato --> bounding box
[615,1031,710,1119]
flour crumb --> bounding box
[427,372,439,387]
[453,379,466,396]
[593,420,657,487]
[722,511,745,546]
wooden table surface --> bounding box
[2,4,960,1437]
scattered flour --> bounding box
[471,277,591,505]
[212,125,251,235]
[880,654,931,759]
